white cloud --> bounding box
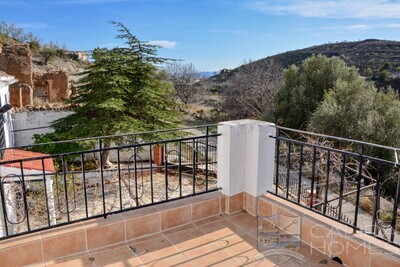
[247,0,400,19]
[387,23,400,28]
[323,23,400,31]
[345,24,372,30]
[16,23,48,30]
[147,40,177,49]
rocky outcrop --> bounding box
[0,44,70,107]
[0,44,34,107]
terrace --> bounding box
[0,120,399,266]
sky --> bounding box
[1,0,400,71]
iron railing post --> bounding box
[297,145,303,203]
[323,150,331,215]
[80,154,89,218]
[275,129,280,195]
[98,139,106,218]
[286,142,291,199]
[310,146,317,210]
[117,149,123,211]
[149,144,154,204]
[205,126,209,191]
[390,169,400,242]
[372,164,381,235]
[353,144,364,233]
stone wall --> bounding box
[33,71,69,102]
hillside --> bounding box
[211,39,400,83]
[1,33,88,80]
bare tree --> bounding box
[166,63,204,104]
[221,59,283,120]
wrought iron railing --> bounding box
[0,125,219,239]
[270,126,400,248]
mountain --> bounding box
[211,39,400,83]
[198,71,218,78]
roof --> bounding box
[0,149,55,172]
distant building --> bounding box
[65,50,89,62]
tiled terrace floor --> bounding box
[35,212,341,267]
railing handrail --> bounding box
[274,125,400,156]
[272,130,400,248]
[0,132,219,240]
[276,136,398,167]
[0,133,220,165]
[2,124,218,152]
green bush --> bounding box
[274,55,359,129]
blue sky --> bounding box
[1,0,400,71]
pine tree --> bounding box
[36,22,181,166]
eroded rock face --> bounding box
[0,44,69,107]
[0,45,34,107]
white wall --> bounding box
[12,110,72,146]
[0,76,17,148]
[11,110,151,162]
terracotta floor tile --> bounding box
[183,241,242,266]
[234,249,270,266]
[221,212,243,220]
[126,233,164,245]
[198,220,245,240]
[193,215,223,227]
[89,247,142,267]
[184,243,242,267]
[228,212,258,233]
[183,241,222,260]
[144,254,192,267]
[129,236,180,265]
[88,242,128,255]
[161,223,195,236]
[25,211,345,267]
[44,254,92,267]
[241,258,276,267]
[165,227,214,251]
[297,244,342,266]
[218,234,258,255]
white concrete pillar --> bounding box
[46,177,57,225]
[4,183,17,235]
[217,121,246,197]
[0,192,6,237]
[217,120,276,197]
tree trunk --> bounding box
[100,141,114,169]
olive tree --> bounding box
[309,78,400,195]
[274,55,359,129]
